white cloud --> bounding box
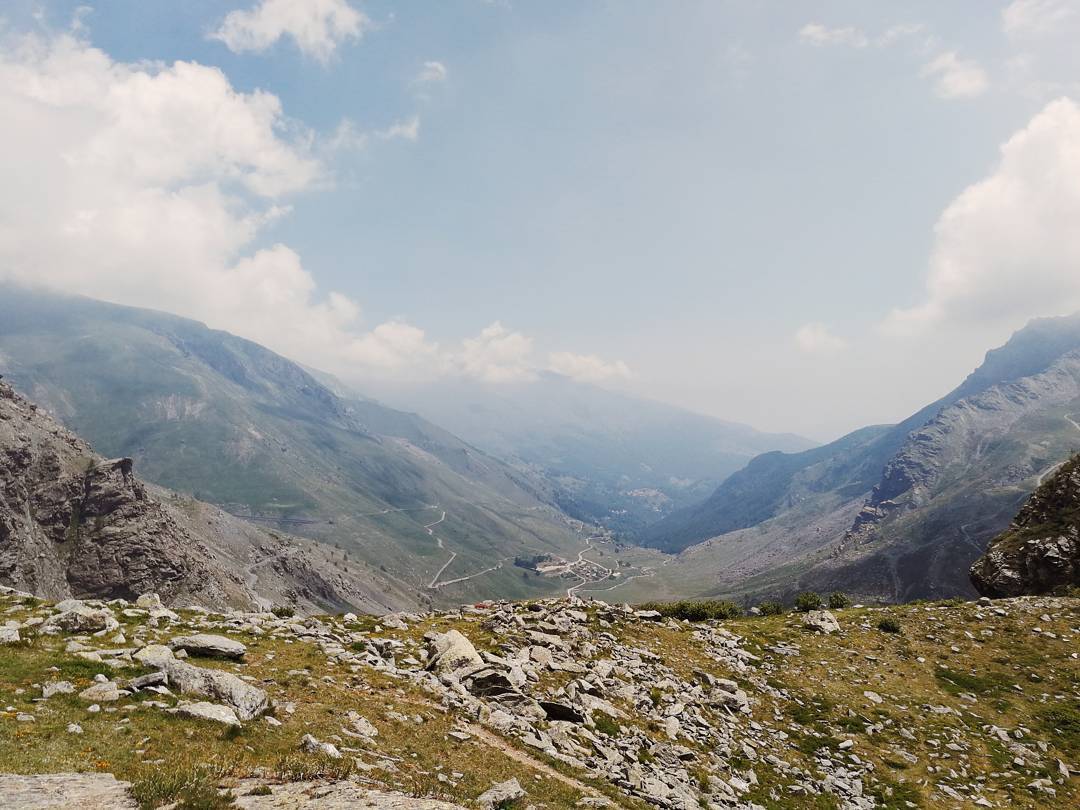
[794,323,847,354]
[456,322,536,383]
[798,23,868,49]
[415,60,447,83]
[921,51,989,99]
[211,0,368,63]
[885,97,1080,334]
[548,352,631,384]
[798,22,922,50]
[0,30,625,391]
[326,115,420,151]
[0,31,433,379]
[1003,0,1077,36]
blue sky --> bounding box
[3,1,1080,439]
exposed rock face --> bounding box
[643,314,1080,604]
[0,773,138,809]
[0,379,388,614]
[971,456,1080,597]
[0,379,244,605]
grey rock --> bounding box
[170,633,247,660]
[300,733,342,759]
[78,682,122,702]
[232,780,466,808]
[477,777,525,809]
[0,773,137,809]
[44,606,118,635]
[133,644,176,668]
[172,701,241,726]
[426,630,483,673]
[161,659,268,720]
[0,626,20,644]
[42,680,75,699]
[803,610,841,634]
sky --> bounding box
[1,1,1080,440]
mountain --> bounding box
[971,453,1080,597]
[0,285,590,607]
[639,314,1080,602]
[368,374,815,537]
[0,376,403,613]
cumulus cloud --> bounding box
[0,29,626,391]
[548,352,631,384]
[1002,0,1077,35]
[921,51,989,99]
[794,323,848,354]
[456,323,537,383]
[211,0,368,63]
[415,60,448,83]
[885,97,1080,334]
[0,30,436,378]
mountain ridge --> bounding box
[0,285,592,607]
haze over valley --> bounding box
[1,2,1079,808]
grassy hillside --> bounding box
[0,588,1076,808]
[0,286,591,608]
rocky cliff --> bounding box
[0,378,406,613]
[971,455,1080,597]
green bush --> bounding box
[638,599,742,621]
[877,617,902,634]
[794,592,823,613]
[757,601,784,616]
[827,591,850,609]
[271,605,296,619]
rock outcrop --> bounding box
[971,455,1080,597]
[0,378,393,613]
[0,378,248,606]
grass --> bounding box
[1,593,1078,809]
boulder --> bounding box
[133,644,175,668]
[44,606,118,635]
[0,773,138,809]
[78,682,122,702]
[170,633,247,660]
[803,610,840,634]
[0,627,20,644]
[135,593,163,609]
[426,630,483,673]
[161,660,267,720]
[477,778,525,810]
[42,681,75,699]
[300,733,342,759]
[172,701,241,727]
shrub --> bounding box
[639,599,742,621]
[757,601,784,616]
[271,605,296,619]
[827,592,850,609]
[794,592,823,613]
[877,617,902,634]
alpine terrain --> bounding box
[634,315,1080,604]
[0,287,607,608]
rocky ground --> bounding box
[0,586,1077,808]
